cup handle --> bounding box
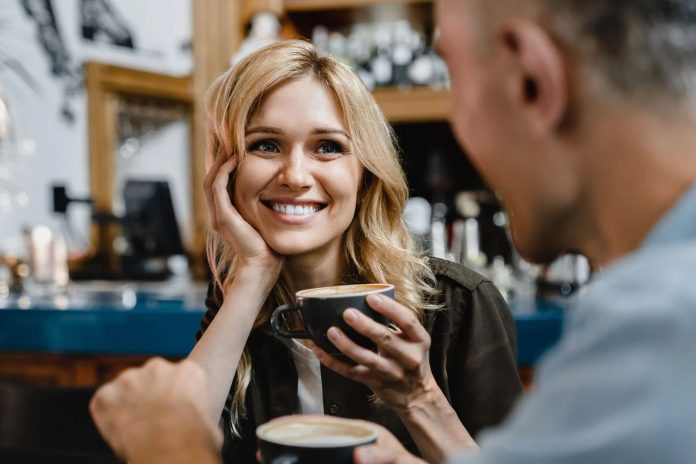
[271,304,310,339]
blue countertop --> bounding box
[0,286,565,366]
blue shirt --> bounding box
[450,184,696,464]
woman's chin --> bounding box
[266,240,313,257]
[265,237,338,260]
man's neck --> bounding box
[577,104,696,268]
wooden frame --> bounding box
[85,1,246,279]
[85,62,195,271]
[284,0,432,12]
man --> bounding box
[91,0,696,462]
[354,0,696,462]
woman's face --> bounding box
[234,76,364,259]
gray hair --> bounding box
[543,0,696,101]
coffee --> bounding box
[257,415,377,463]
[271,283,394,355]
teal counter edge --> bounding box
[0,303,564,366]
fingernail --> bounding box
[344,309,358,322]
[367,294,382,304]
[327,327,340,340]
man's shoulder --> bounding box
[582,239,696,319]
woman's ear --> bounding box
[498,19,569,135]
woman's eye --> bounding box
[247,140,279,153]
[317,141,345,157]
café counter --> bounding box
[0,284,564,388]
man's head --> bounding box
[436,0,696,264]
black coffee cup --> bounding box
[270,283,394,355]
[257,415,378,464]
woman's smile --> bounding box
[260,198,328,224]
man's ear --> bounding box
[498,19,568,135]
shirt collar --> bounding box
[643,181,696,248]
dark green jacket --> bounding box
[198,257,522,463]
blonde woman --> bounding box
[189,40,522,462]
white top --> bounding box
[288,339,324,415]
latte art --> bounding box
[298,283,393,298]
[258,417,377,448]
[264,423,371,446]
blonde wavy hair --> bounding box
[205,40,438,436]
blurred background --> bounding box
[0,0,587,404]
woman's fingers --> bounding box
[340,309,425,372]
[204,155,236,228]
[326,327,404,379]
[366,295,430,345]
[211,158,239,221]
[203,152,230,205]
[206,157,260,248]
[311,345,378,384]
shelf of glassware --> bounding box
[284,0,432,12]
[373,87,451,123]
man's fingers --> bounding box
[354,444,400,464]
[89,384,125,457]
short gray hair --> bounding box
[543,0,696,101]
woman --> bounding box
[190,40,522,463]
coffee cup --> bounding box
[257,415,378,464]
[270,283,394,355]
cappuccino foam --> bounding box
[260,421,374,447]
[298,284,392,298]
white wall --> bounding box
[0,0,192,257]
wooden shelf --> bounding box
[85,62,193,102]
[284,0,431,12]
[373,87,450,123]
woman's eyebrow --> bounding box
[312,128,351,140]
[246,126,283,135]
[246,126,351,140]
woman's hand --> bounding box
[203,154,283,278]
[314,295,478,462]
[312,294,438,414]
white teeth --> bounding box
[270,203,319,216]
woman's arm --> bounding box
[188,154,283,424]
[188,268,276,424]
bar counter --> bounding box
[0,282,564,385]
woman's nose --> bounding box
[278,150,313,191]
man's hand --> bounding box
[89,358,222,464]
[354,423,427,464]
